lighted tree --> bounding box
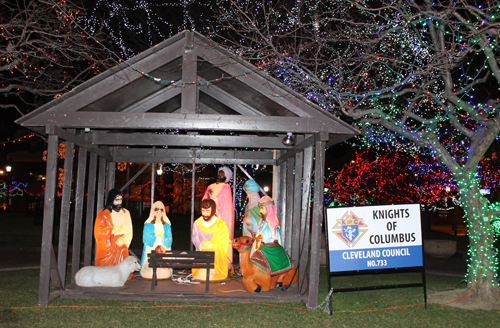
[324,148,461,208]
[0,0,117,115]
[476,152,500,201]
[326,147,500,208]
[215,0,500,301]
[86,0,217,59]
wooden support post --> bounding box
[277,158,286,244]
[151,161,156,206]
[57,141,75,289]
[190,161,195,251]
[307,133,327,309]
[273,150,280,211]
[120,163,151,192]
[71,148,87,284]
[125,164,130,209]
[50,245,63,291]
[284,156,295,254]
[97,157,107,212]
[84,152,98,266]
[299,146,313,292]
[181,31,198,113]
[232,163,237,222]
[38,132,59,306]
[291,150,304,265]
[106,160,115,192]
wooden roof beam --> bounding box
[181,31,199,114]
[91,132,289,149]
[121,85,181,113]
[50,126,112,161]
[198,82,263,116]
[113,148,275,165]
[30,112,355,134]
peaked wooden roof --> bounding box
[16,30,359,164]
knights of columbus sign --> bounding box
[332,211,368,247]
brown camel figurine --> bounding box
[233,236,297,293]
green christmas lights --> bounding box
[214,0,500,297]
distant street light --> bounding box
[5,166,11,213]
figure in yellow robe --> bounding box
[192,199,229,281]
[202,166,234,266]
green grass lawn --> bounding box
[1,212,499,327]
[0,268,498,327]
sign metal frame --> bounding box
[324,203,428,314]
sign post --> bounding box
[325,203,427,314]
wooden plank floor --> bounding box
[59,270,305,303]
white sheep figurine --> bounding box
[75,256,141,287]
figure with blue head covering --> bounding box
[140,201,173,279]
[243,179,261,238]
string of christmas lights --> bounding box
[50,0,266,87]
[5,0,500,292]
[85,0,216,59]
[215,0,500,291]
[0,181,29,198]
[1,134,35,146]
[124,163,266,230]
[1,0,118,113]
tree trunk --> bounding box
[457,175,500,301]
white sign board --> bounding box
[325,204,423,273]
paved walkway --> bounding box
[423,250,467,277]
[0,246,42,271]
[423,224,468,277]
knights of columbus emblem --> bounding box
[332,211,368,247]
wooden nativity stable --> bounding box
[16,31,359,308]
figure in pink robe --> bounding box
[202,166,234,267]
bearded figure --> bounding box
[191,198,229,281]
[94,189,133,267]
[202,166,234,266]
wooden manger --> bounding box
[15,30,359,308]
[149,250,214,293]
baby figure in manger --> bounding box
[140,201,173,279]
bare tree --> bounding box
[86,0,218,59]
[215,0,500,302]
[0,0,118,115]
